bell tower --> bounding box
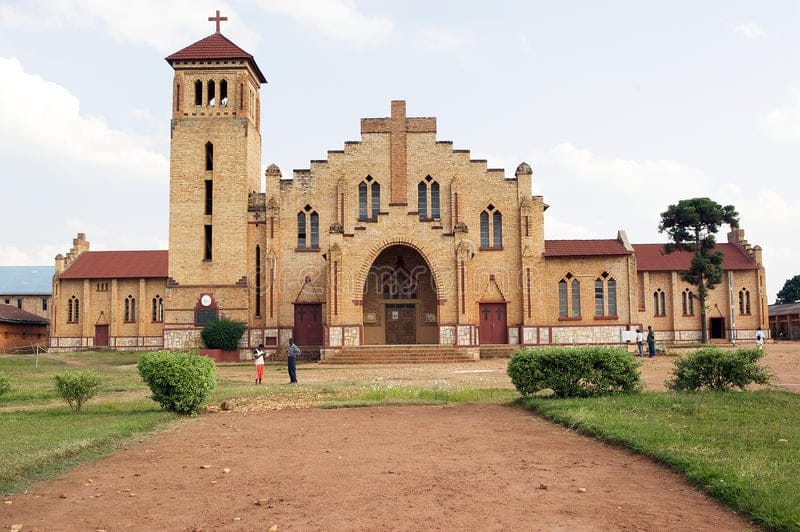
[163,11,267,345]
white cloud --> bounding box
[254,0,392,44]
[0,57,167,182]
[731,22,763,40]
[763,92,800,142]
[3,1,262,52]
[415,28,468,53]
[0,245,61,266]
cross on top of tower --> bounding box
[208,9,228,33]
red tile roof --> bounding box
[632,243,757,271]
[544,239,632,257]
[165,33,267,83]
[59,251,168,279]
[0,304,49,325]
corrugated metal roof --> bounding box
[632,243,757,271]
[59,251,168,279]
[769,302,800,316]
[0,303,49,325]
[544,239,632,257]
[0,266,54,294]
[165,33,267,83]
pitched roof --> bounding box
[59,251,168,279]
[769,302,800,316]
[0,304,49,325]
[632,243,757,271]
[165,33,267,83]
[0,266,54,295]
[544,239,632,257]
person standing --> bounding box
[646,326,656,358]
[635,328,644,357]
[755,327,765,351]
[253,343,265,384]
[287,338,300,384]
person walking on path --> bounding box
[287,338,300,384]
[253,343,266,384]
[646,326,656,358]
[635,328,644,357]
[755,327,765,351]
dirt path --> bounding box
[5,342,797,531]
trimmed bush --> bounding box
[200,316,246,351]
[137,350,216,415]
[0,371,11,395]
[666,347,772,391]
[507,346,641,398]
[53,370,102,413]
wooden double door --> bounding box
[294,303,323,346]
[479,303,508,344]
[385,304,416,344]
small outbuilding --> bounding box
[768,302,800,340]
[0,303,49,352]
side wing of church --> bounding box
[47,20,768,357]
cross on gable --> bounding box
[208,9,228,33]
[361,101,437,205]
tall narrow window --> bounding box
[205,142,213,171]
[653,289,666,316]
[205,180,213,215]
[358,182,368,221]
[480,211,489,248]
[67,296,79,323]
[558,279,568,317]
[152,296,164,322]
[310,211,319,249]
[204,225,213,260]
[175,83,181,111]
[607,278,617,316]
[594,279,604,316]
[124,295,136,323]
[194,80,202,106]
[418,182,427,220]
[371,182,380,220]
[207,80,216,106]
[239,83,244,110]
[571,279,581,317]
[492,211,503,248]
[682,289,695,316]
[16,298,22,309]
[739,288,751,315]
[220,80,228,106]
[42,298,48,311]
[430,181,440,220]
[297,212,306,248]
[255,247,261,317]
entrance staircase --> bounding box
[321,344,477,364]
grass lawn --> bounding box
[523,390,800,531]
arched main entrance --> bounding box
[362,245,438,345]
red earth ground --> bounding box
[4,342,798,531]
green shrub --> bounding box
[53,370,102,413]
[137,350,216,415]
[200,316,246,351]
[0,371,11,395]
[666,347,772,391]
[507,346,641,398]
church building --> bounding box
[48,15,768,359]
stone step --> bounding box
[321,345,476,364]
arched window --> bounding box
[124,295,136,323]
[205,142,213,171]
[594,272,617,317]
[558,273,581,318]
[67,295,79,323]
[207,80,216,106]
[220,79,228,106]
[194,80,202,106]
[417,176,440,221]
[358,182,368,220]
[152,295,164,322]
[297,206,319,250]
[480,204,502,249]
[653,289,666,316]
[682,289,694,316]
[739,288,751,315]
[358,176,380,221]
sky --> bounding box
[1,0,798,303]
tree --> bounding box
[658,198,739,343]
[776,275,800,304]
